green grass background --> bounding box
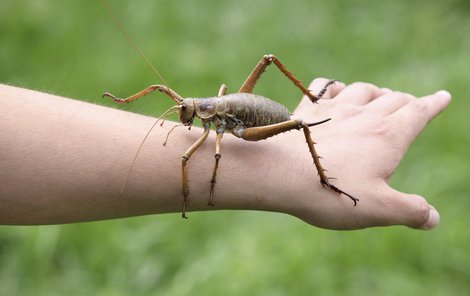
[1,0,470,295]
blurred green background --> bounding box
[1,0,469,295]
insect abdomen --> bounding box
[220,93,290,127]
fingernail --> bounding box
[435,90,452,100]
[422,207,440,230]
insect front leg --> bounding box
[102,84,183,104]
[238,54,335,103]
[218,84,228,97]
[181,123,211,218]
[235,119,359,205]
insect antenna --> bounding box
[101,0,179,193]
[101,0,170,88]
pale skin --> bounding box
[0,80,451,229]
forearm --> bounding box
[0,84,309,224]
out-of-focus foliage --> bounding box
[1,0,469,295]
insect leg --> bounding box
[218,84,228,96]
[181,123,211,218]
[238,119,358,205]
[208,129,224,206]
[238,54,273,93]
[103,84,183,104]
[299,122,359,205]
[238,54,335,103]
[238,119,305,141]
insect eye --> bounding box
[181,104,187,110]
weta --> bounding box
[103,54,359,218]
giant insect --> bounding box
[101,0,358,217]
[103,53,359,218]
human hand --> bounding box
[269,78,450,230]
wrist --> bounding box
[211,132,325,215]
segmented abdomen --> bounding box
[219,93,290,127]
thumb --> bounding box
[380,187,440,230]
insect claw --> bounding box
[102,92,117,100]
[102,92,128,104]
[102,92,111,98]
[325,79,337,86]
[182,199,189,219]
[322,180,359,206]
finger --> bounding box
[375,187,440,230]
[366,91,416,115]
[389,90,451,145]
[335,82,389,105]
[296,78,346,113]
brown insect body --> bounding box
[184,93,290,138]
[103,53,360,218]
[101,1,359,217]
[100,1,360,217]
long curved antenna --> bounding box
[101,0,170,88]
[120,105,181,193]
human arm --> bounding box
[0,81,450,229]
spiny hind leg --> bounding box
[300,123,359,205]
[208,130,224,206]
[181,124,210,218]
[102,84,183,104]
[238,54,336,103]
[239,119,358,205]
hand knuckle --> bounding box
[349,82,374,90]
[411,195,430,228]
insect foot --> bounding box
[313,79,338,101]
[102,92,127,103]
[321,179,359,206]
[181,198,189,219]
